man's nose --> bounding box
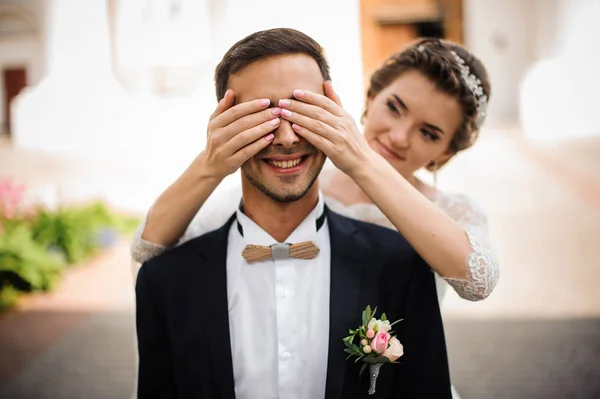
[272,119,300,149]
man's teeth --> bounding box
[267,158,303,169]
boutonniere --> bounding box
[343,305,404,395]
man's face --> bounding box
[229,54,327,203]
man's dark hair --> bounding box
[214,28,331,100]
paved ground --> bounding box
[1,128,599,398]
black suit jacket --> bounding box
[136,207,452,398]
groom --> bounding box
[136,28,452,398]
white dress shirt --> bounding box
[226,194,331,399]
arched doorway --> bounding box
[0,5,39,137]
[359,0,463,89]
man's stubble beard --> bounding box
[241,161,325,203]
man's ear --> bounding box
[362,96,374,123]
[366,96,374,114]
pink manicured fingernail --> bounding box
[292,123,302,131]
[259,99,270,107]
[271,107,281,115]
[265,134,275,141]
[270,118,281,126]
[281,109,292,117]
[293,90,305,98]
[279,99,291,107]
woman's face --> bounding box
[363,69,463,180]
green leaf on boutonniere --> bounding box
[345,342,361,353]
[381,313,387,321]
[359,362,369,379]
[390,318,403,328]
[345,349,362,360]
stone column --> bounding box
[520,0,600,140]
[12,0,130,156]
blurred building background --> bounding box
[1,0,599,212]
[0,0,599,398]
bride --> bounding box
[131,38,499,398]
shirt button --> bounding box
[281,351,291,360]
[280,290,289,298]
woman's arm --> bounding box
[131,179,242,264]
[434,193,499,300]
[280,83,498,300]
[132,89,282,259]
[351,154,482,282]
[141,156,223,247]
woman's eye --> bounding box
[421,130,440,142]
[386,101,399,114]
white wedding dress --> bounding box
[130,173,499,399]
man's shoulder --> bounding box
[138,214,234,284]
[327,208,426,292]
[327,208,414,253]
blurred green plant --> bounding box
[30,201,139,264]
[0,178,140,310]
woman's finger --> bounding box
[225,117,281,154]
[278,99,337,128]
[293,123,366,174]
[291,89,343,116]
[280,108,339,142]
[219,107,281,142]
[211,97,271,128]
[290,124,335,155]
[231,132,276,165]
[209,89,235,121]
[324,81,343,107]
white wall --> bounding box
[463,0,538,126]
[520,0,600,140]
[9,0,365,212]
[532,0,561,61]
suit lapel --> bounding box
[193,210,370,399]
[199,215,237,399]
[325,208,370,399]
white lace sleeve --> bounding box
[435,193,500,301]
[130,182,242,264]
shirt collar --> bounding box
[235,191,325,246]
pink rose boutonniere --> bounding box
[343,305,403,395]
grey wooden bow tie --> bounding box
[237,211,326,263]
[241,241,320,263]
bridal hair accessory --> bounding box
[418,44,488,129]
[449,50,488,129]
[343,305,403,395]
